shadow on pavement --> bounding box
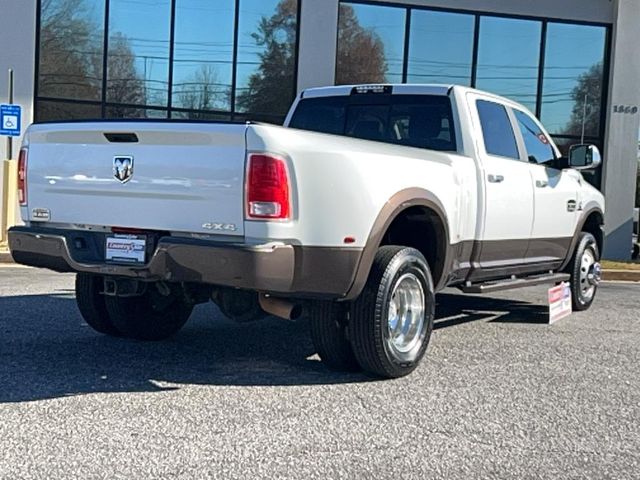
[0,289,546,403]
[435,293,548,328]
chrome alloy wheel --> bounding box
[386,273,426,362]
[579,248,600,301]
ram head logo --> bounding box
[113,156,134,183]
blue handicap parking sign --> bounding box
[0,104,21,137]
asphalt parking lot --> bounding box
[0,266,638,479]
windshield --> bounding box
[288,94,456,152]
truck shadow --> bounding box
[0,290,547,403]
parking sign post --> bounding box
[3,69,16,160]
[1,69,19,245]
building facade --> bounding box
[1,0,639,258]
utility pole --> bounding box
[580,93,588,145]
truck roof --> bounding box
[299,84,534,115]
[301,84,454,98]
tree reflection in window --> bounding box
[38,0,104,101]
[236,0,298,118]
[172,0,235,115]
[336,3,405,85]
[540,23,606,138]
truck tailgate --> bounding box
[24,122,247,236]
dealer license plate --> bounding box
[105,234,147,264]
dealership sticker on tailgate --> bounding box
[548,282,572,324]
[105,234,146,264]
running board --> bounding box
[459,273,570,294]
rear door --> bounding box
[468,95,534,268]
[25,122,248,235]
[512,109,579,263]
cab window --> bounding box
[476,100,519,159]
[514,110,555,164]
[289,94,457,151]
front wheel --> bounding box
[349,246,435,379]
[567,232,601,311]
[104,282,194,341]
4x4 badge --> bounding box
[113,156,134,183]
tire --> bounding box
[309,300,360,372]
[75,273,121,336]
[104,282,194,341]
[349,246,435,379]
[567,232,601,311]
[214,289,267,323]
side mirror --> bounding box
[568,144,601,171]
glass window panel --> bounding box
[107,0,171,107]
[541,23,606,137]
[38,0,105,101]
[475,16,541,112]
[476,100,519,159]
[171,110,232,121]
[406,10,474,85]
[172,0,235,112]
[105,106,168,119]
[336,3,406,85]
[35,100,102,122]
[514,109,554,164]
[235,0,298,117]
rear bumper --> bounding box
[8,226,362,298]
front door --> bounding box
[512,109,579,264]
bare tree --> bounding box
[39,0,102,101]
[176,65,229,118]
[106,33,145,118]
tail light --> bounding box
[18,148,27,206]
[246,153,291,220]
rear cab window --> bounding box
[289,93,457,152]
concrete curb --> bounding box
[602,269,640,282]
[0,251,14,263]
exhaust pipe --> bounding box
[259,294,303,321]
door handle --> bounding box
[488,174,504,183]
[536,180,549,188]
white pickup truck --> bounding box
[9,84,605,378]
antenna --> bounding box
[580,93,588,145]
